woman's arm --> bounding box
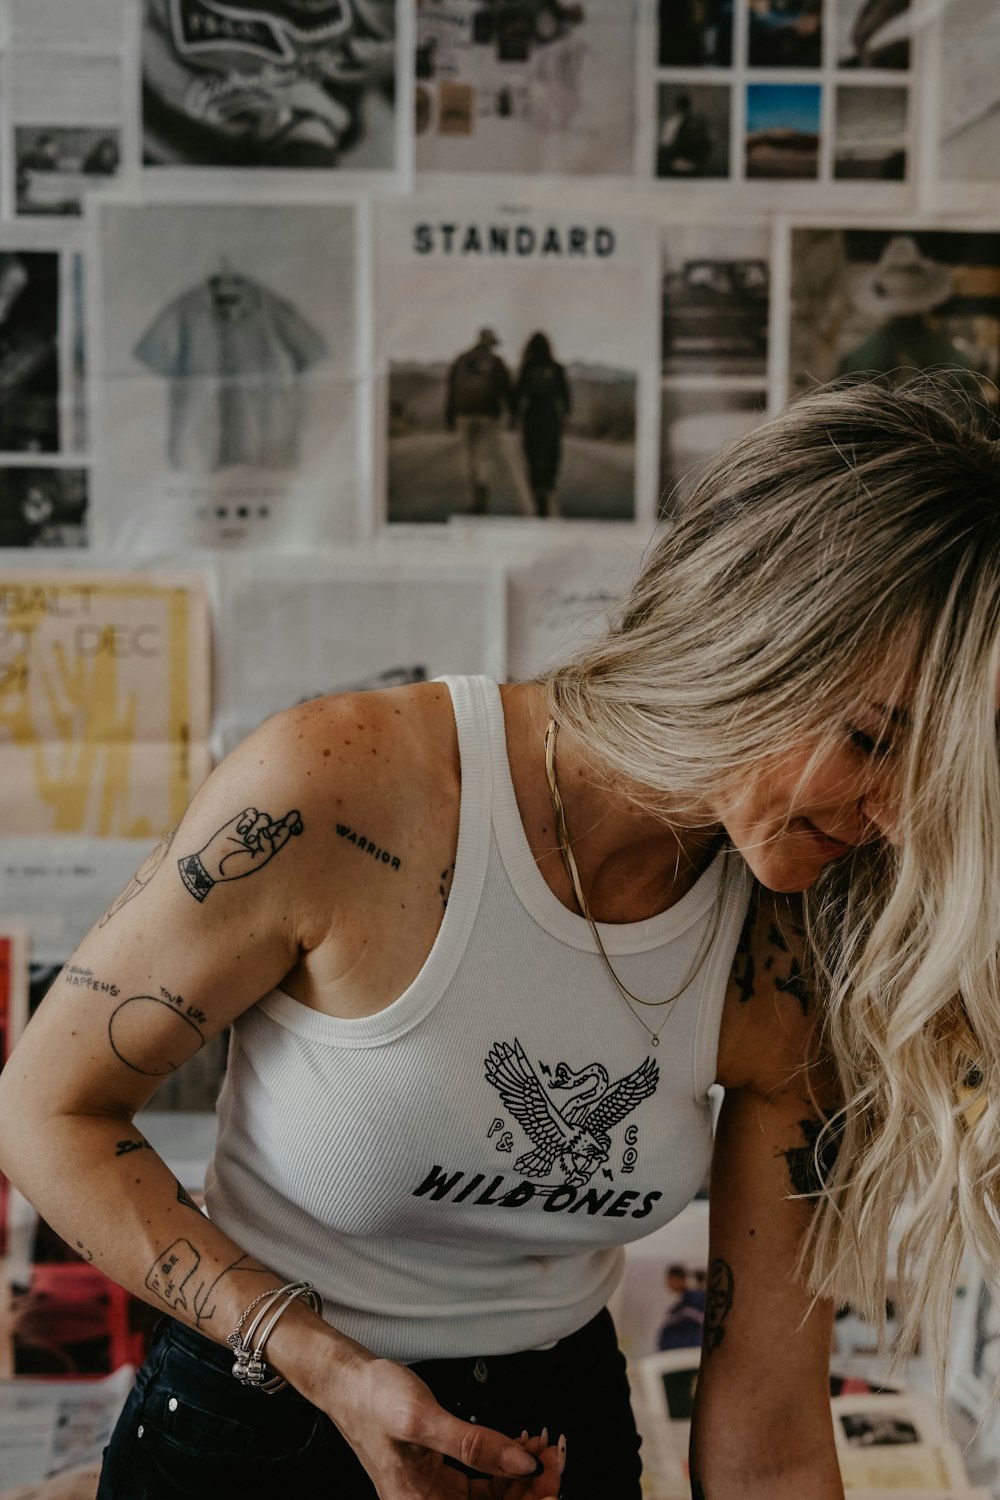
[0,698,551,1499]
[692,896,844,1499]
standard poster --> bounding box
[141,0,400,175]
[0,571,211,836]
[414,0,636,176]
[214,556,504,753]
[93,201,361,550]
[787,226,1000,401]
[377,201,655,525]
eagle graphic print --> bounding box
[484,1039,659,1188]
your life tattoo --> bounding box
[703,1259,734,1354]
[178,806,303,902]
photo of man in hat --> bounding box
[837,235,972,375]
[444,327,534,515]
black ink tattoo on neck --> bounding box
[439,863,455,909]
[703,1258,734,1354]
[115,1137,152,1157]
[100,828,176,927]
[775,956,809,1017]
[178,806,303,902]
[109,993,206,1075]
[781,1114,841,1198]
[64,965,120,997]
[336,822,401,870]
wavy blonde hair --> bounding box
[546,374,1000,1393]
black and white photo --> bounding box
[142,0,399,172]
[836,0,911,70]
[0,252,61,455]
[661,224,770,377]
[656,84,730,179]
[0,467,87,548]
[658,0,733,67]
[834,86,907,180]
[660,386,767,514]
[15,127,121,217]
[378,203,653,524]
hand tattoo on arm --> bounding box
[178,806,303,902]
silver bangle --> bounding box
[228,1280,323,1394]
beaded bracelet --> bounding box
[228,1280,323,1393]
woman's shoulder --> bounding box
[714,887,832,1101]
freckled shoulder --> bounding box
[715,888,835,1103]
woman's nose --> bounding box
[860,784,902,845]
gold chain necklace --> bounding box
[543,717,719,1048]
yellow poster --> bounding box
[0,573,210,837]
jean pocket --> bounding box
[148,1386,256,1460]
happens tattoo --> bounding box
[64,965,120,997]
[177,806,303,902]
[781,1114,841,1198]
[100,829,176,927]
[109,993,206,1075]
[704,1258,734,1354]
[336,822,401,871]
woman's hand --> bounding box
[326,1354,562,1498]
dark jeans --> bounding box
[97,1307,642,1499]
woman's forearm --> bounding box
[0,1109,363,1402]
[690,1443,845,1500]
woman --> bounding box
[2,374,999,1500]
[513,333,571,517]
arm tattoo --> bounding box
[176,1179,201,1213]
[109,993,205,1074]
[335,821,402,871]
[115,1136,152,1157]
[703,1258,734,1354]
[145,1241,270,1328]
[781,1114,841,1198]
[178,806,303,901]
[99,829,176,926]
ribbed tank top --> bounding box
[205,676,752,1361]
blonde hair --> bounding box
[547,374,1000,1393]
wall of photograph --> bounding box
[1,0,1000,1478]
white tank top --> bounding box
[205,676,752,1361]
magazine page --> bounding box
[506,539,647,680]
[376,198,657,528]
[643,0,919,211]
[0,571,211,835]
[832,1392,971,1491]
[785,223,1000,407]
[415,0,637,177]
[214,554,504,754]
[139,0,404,183]
[92,201,364,552]
[0,1366,133,1487]
[9,52,124,220]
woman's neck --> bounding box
[500,681,721,923]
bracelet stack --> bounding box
[227,1280,323,1393]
